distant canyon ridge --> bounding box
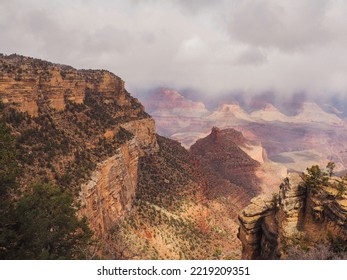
[138,88,347,175]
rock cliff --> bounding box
[238,173,347,259]
[79,119,158,236]
[0,54,158,241]
[0,54,128,116]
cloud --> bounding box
[174,36,209,62]
[131,0,222,13]
[235,47,267,66]
[82,26,134,55]
[0,0,347,99]
[226,0,333,51]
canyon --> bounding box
[0,54,346,259]
[0,54,258,259]
[139,88,347,175]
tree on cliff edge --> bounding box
[326,162,336,177]
[301,165,329,192]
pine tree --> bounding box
[6,183,93,259]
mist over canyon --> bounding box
[135,88,347,175]
[0,54,346,260]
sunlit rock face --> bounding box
[238,173,347,259]
[79,119,158,237]
[0,54,126,116]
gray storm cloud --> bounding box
[1,0,347,98]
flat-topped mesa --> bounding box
[0,54,127,116]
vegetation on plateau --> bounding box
[301,162,347,197]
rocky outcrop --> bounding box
[238,173,347,259]
[120,119,158,152]
[277,175,306,239]
[0,54,126,116]
[79,119,158,236]
[238,195,276,259]
[304,186,347,244]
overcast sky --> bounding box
[1,0,347,99]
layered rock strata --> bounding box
[79,119,158,236]
[0,54,126,116]
[238,173,347,259]
[79,139,140,237]
[0,54,158,241]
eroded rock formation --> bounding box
[0,54,126,116]
[0,54,158,242]
[238,173,347,259]
[140,88,347,174]
[79,119,158,236]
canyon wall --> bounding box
[79,119,158,237]
[0,54,126,116]
[0,54,158,241]
[238,173,347,259]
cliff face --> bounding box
[79,119,158,236]
[0,54,158,242]
[238,173,347,259]
[98,128,274,259]
[0,54,127,116]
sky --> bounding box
[1,0,347,100]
